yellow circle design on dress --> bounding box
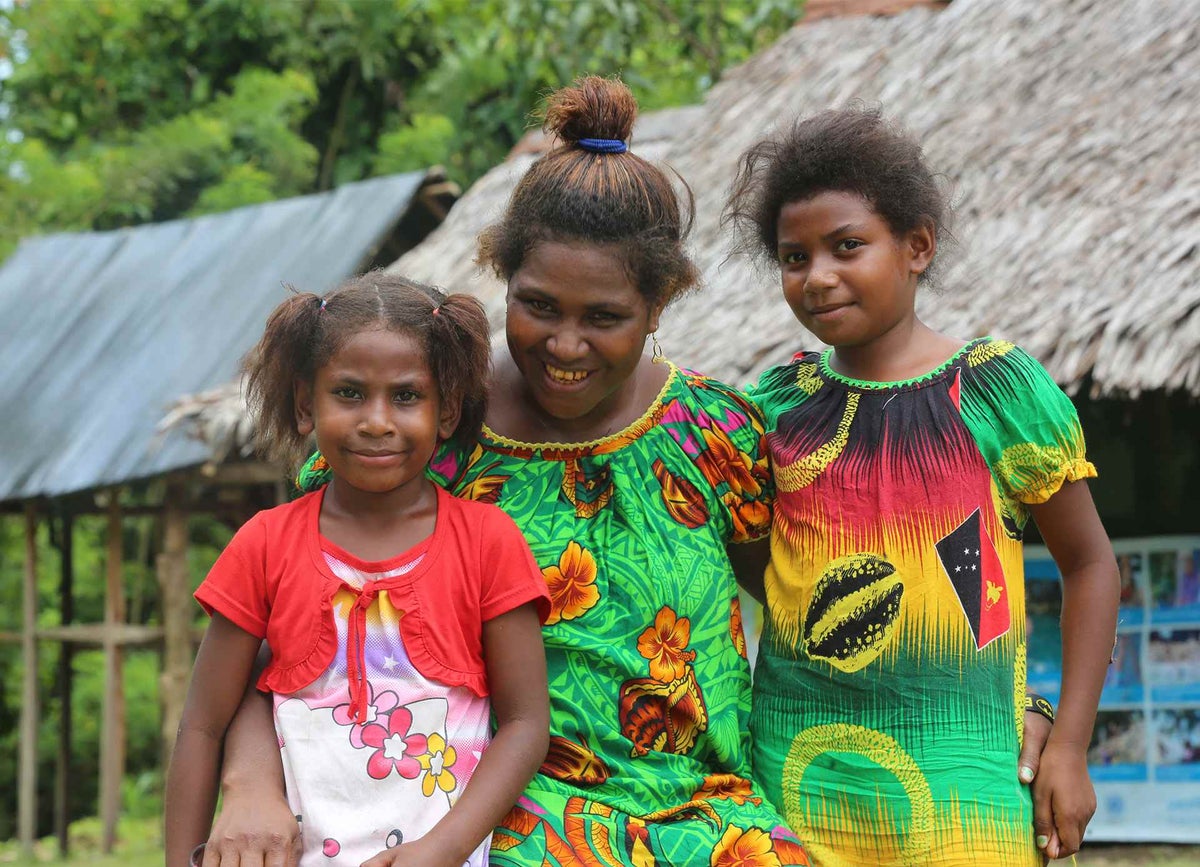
[781,723,934,866]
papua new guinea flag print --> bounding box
[936,508,1011,649]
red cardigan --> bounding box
[196,485,549,698]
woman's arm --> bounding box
[1026,479,1120,859]
[202,645,299,867]
[364,602,550,867]
[164,613,263,867]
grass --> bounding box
[0,817,1196,866]
[0,818,162,867]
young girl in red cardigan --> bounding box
[165,273,550,867]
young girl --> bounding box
[727,109,1120,865]
[164,273,551,867]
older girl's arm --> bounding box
[1027,479,1119,859]
[163,613,262,867]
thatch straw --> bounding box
[664,0,1200,397]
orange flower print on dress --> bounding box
[697,426,763,499]
[417,733,457,797]
[458,470,508,505]
[617,668,708,757]
[710,825,783,867]
[652,459,709,529]
[725,492,771,543]
[730,597,748,659]
[693,773,762,806]
[540,735,610,787]
[637,606,697,682]
[543,541,600,626]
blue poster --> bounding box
[1025,538,1200,841]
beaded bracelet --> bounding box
[1025,693,1056,724]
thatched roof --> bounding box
[164,0,1199,457]
[0,170,441,503]
[664,0,1200,397]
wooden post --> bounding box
[100,493,126,853]
[18,505,39,855]
[55,511,75,857]
[157,482,191,770]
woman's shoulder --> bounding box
[660,366,766,438]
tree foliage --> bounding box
[0,0,801,261]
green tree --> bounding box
[1,0,801,262]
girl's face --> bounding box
[505,240,662,423]
[776,191,934,348]
[294,328,458,497]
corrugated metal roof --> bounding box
[0,171,428,503]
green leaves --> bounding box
[0,0,803,261]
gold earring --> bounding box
[651,333,665,364]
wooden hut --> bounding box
[0,169,456,855]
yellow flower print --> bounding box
[417,733,457,797]
[543,541,601,626]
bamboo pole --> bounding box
[100,493,126,853]
[55,511,75,856]
[18,505,39,855]
[157,482,190,770]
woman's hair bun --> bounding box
[544,75,637,144]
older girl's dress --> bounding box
[747,339,1095,867]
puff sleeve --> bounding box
[957,340,1097,508]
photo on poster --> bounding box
[1152,708,1200,782]
[1148,629,1200,703]
[1150,548,1200,624]
[1101,632,1144,704]
[1116,552,1145,624]
[1089,710,1148,782]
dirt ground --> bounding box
[1076,844,1198,866]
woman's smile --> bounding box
[543,362,593,387]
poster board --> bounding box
[1025,536,1200,843]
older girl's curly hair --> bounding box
[725,106,951,282]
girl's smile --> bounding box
[776,190,950,382]
[776,190,929,349]
[294,328,456,504]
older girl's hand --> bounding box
[1031,740,1096,859]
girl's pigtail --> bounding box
[427,293,491,447]
[242,291,324,466]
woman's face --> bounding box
[505,240,662,423]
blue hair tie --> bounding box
[578,138,628,154]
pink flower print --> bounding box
[333,683,400,748]
[417,733,458,797]
[361,707,428,780]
